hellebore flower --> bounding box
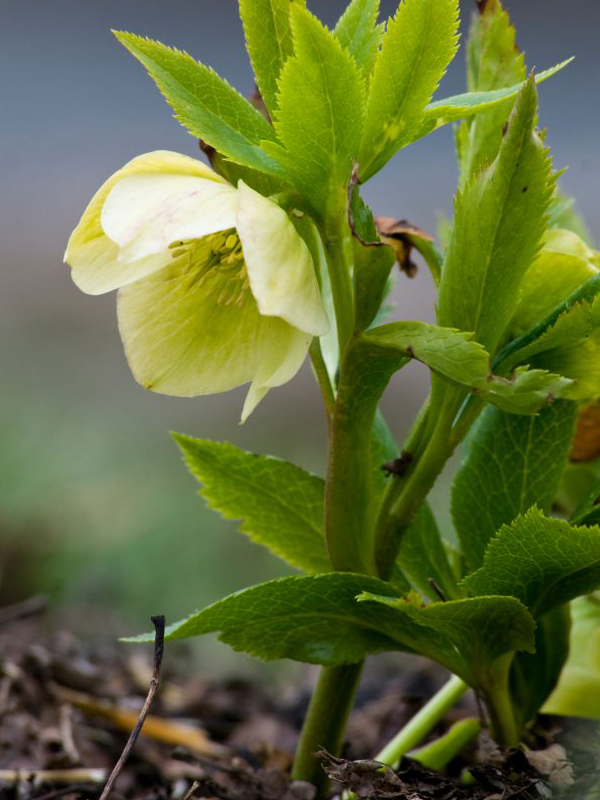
[65,151,329,420]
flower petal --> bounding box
[65,150,224,294]
[235,181,329,336]
[241,328,311,422]
[117,239,310,404]
[102,174,238,262]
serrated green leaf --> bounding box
[174,435,329,574]
[512,296,600,367]
[462,508,600,616]
[397,504,459,601]
[457,0,525,182]
[239,0,304,116]
[334,0,383,78]
[132,574,404,663]
[364,321,490,384]
[113,32,284,178]
[127,572,535,682]
[452,401,576,572]
[264,6,365,213]
[436,76,554,356]
[203,146,287,196]
[543,595,600,719]
[359,0,459,180]
[492,271,600,389]
[358,591,535,687]
[423,60,572,130]
[364,322,572,413]
[482,367,572,414]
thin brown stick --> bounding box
[98,615,165,800]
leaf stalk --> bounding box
[376,674,470,768]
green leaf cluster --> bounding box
[114,0,570,211]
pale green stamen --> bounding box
[169,230,249,307]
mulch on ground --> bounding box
[0,598,597,799]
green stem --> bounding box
[375,396,431,538]
[293,213,363,797]
[292,663,363,795]
[484,656,520,747]
[412,718,481,771]
[324,219,355,359]
[375,675,469,768]
[321,214,375,574]
[374,405,457,579]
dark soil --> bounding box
[0,598,598,800]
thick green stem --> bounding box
[293,213,364,796]
[412,718,481,771]
[376,675,469,768]
[484,656,520,747]
[321,214,375,573]
[292,663,363,794]
[324,218,355,359]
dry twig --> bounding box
[98,615,165,800]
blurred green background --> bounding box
[1,0,598,671]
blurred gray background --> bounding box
[0,0,597,668]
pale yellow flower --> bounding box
[65,151,328,420]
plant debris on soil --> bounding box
[0,598,598,800]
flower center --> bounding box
[169,229,250,307]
